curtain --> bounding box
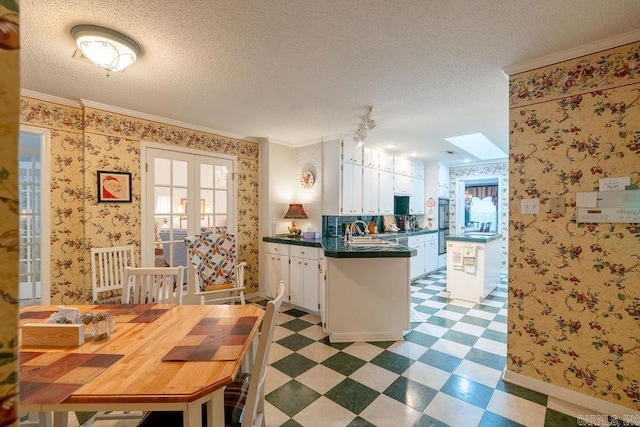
[465,186,498,206]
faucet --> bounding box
[349,220,369,236]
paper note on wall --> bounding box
[599,177,630,192]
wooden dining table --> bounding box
[19,303,264,427]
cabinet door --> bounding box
[341,163,363,215]
[379,153,394,172]
[363,167,379,215]
[394,174,412,195]
[363,147,379,169]
[412,160,425,179]
[379,170,394,214]
[411,178,425,214]
[394,156,412,175]
[303,260,319,312]
[438,163,449,188]
[342,140,363,164]
[289,257,305,307]
[425,238,439,273]
[265,253,289,300]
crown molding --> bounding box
[79,98,259,142]
[20,89,81,108]
[502,29,640,77]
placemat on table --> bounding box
[20,310,57,320]
[162,316,258,362]
[20,351,123,404]
[93,303,170,323]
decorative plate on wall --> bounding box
[300,170,315,188]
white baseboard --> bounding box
[503,369,640,422]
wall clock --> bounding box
[300,170,315,189]
[426,197,436,207]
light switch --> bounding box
[549,197,565,215]
[521,198,540,214]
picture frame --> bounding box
[97,170,132,203]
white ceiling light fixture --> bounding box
[353,106,376,148]
[71,25,141,76]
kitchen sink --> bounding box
[465,232,497,237]
[348,236,395,246]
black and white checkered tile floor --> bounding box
[252,270,580,427]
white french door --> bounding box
[18,126,50,306]
[141,144,236,299]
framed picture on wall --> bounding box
[97,170,132,203]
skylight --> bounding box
[444,133,507,160]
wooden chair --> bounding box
[123,266,185,304]
[184,232,246,305]
[136,281,286,427]
[90,245,135,303]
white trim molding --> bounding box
[503,369,640,421]
[502,29,640,77]
[20,89,81,108]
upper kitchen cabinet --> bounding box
[437,163,450,198]
[379,152,393,172]
[425,161,450,199]
[322,137,364,215]
[393,156,412,176]
[393,173,412,195]
[363,167,379,215]
[411,177,425,214]
[342,139,363,164]
[378,170,394,215]
[363,146,380,169]
[412,160,425,179]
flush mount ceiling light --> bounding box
[71,24,141,75]
[353,107,377,147]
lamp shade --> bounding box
[283,204,308,219]
[72,25,141,74]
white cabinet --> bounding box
[412,160,425,179]
[379,152,394,172]
[363,167,379,215]
[411,178,425,214]
[264,243,290,300]
[437,163,450,198]
[289,246,321,312]
[393,156,412,176]
[342,140,363,164]
[342,163,363,215]
[363,146,379,169]
[394,174,412,195]
[409,235,426,279]
[424,233,439,273]
[378,170,394,215]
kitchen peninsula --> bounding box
[263,235,416,343]
[445,233,502,303]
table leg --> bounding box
[52,411,68,427]
[199,390,224,427]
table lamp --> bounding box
[284,204,307,236]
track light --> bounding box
[352,106,377,147]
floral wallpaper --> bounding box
[508,41,640,411]
[0,0,19,424]
[20,100,260,304]
[449,162,509,269]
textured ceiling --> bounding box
[19,0,640,165]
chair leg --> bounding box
[239,290,246,305]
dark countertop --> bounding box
[446,233,503,243]
[263,235,417,258]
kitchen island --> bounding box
[263,235,416,342]
[445,233,502,303]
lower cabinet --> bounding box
[409,233,440,280]
[289,246,322,313]
[264,242,322,314]
[264,243,290,301]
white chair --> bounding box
[184,232,246,305]
[90,245,135,303]
[136,281,286,427]
[123,266,185,304]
